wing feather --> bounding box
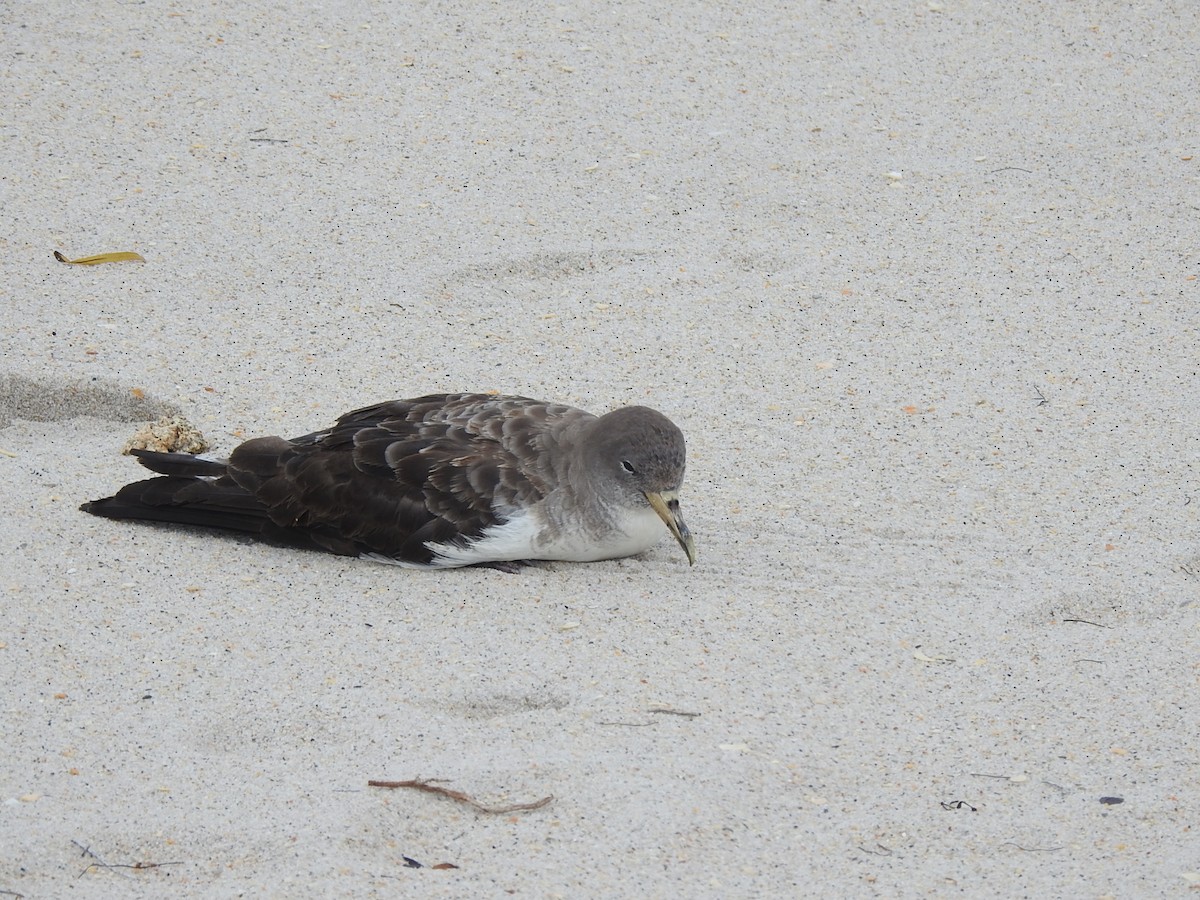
[83,393,596,565]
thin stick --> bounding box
[71,841,180,877]
[1000,841,1064,852]
[368,778,552,814]
[73,841,127,879]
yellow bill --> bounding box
[645,490,697,566]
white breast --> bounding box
[417,502,666,567]
[422,509,545,567]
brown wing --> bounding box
[85,394,592,565]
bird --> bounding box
[81,393,696,569]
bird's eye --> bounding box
[620,459,635,473]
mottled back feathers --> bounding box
[82,393,694,568]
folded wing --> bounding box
[82,393,577,564]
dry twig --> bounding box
[368,778,552,814]
[72,840,180,878]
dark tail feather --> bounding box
[81,476,270,535]
[130,448,228,477]
[81,475,363,556]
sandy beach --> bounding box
[3,1,1199,895]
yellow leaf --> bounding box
[54,250,145,265]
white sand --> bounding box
[3,1,1199,895]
